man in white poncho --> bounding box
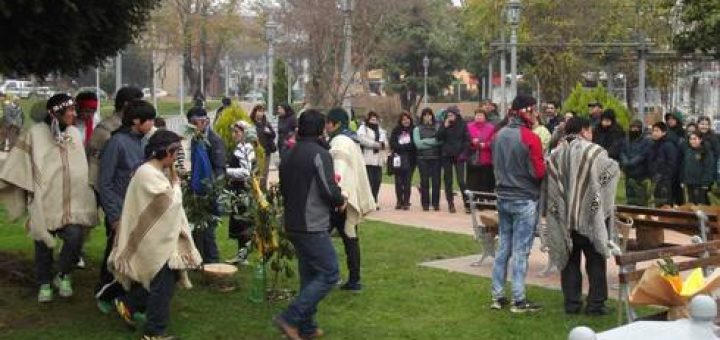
[325,108,376,292]
[108,130,202,339]
[544,116,620,316]
[0,93,98,303]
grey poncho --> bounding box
[544,137,620,268]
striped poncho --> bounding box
[543,136,620,268]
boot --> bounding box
[340,237,361,292]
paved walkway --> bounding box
[366,182,689,297]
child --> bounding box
[682,132,715,205]
[225,121,257,265]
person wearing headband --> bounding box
[108,130,202,339]
[95,99,156,313]
[186,106,226,264]
[0,93,98,303]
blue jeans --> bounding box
[491,199,538,302]
[280,231,340,335]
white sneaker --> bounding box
[76,256,86,269]
[225,248,249,265]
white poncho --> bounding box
[0,123,98,247]
[330,134,376,237]
[108,162,202,290]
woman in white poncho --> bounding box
[108,130,202,339]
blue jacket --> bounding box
[98,128,144,225]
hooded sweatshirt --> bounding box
[467,119,495,166]
[593,110,625,161]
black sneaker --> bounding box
[339,282,362,293]
[510,300,541,313]
[585,306,609,316]
[490,297,509,310]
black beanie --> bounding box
[186,107,208,122]
[600,109,616,121]
[511,95,536,111]
[327,107,349,127]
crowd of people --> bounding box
[1,84,720,338]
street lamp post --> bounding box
[506,0,522,99]
[223,55,230,97]
[423,55,430,108]
[265,12,279,125]
[341,0,354,116]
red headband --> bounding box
[77,98,98,110]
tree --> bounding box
[561,84,631,129]
[375,0,462,113]
[0,0,160,76]
[273,59,289,107]
[671,0,720,59]
[153,0,244,97]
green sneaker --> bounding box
[38,284,53,303]
[133,312,147,324]
[97,299,114,314]
[54,274,73,298]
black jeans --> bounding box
[280,231,339,336]
[687,185,710,205]
[442,157,467,207]
[366,165,383,204]
[192,220,220,263]
[466,164,495,193]
[96,216,125,301]
[394,168,413,206]
[417,158,441,209]
[35,224,84,285]
[330,211,361,285]
[124,264,178,336]
[561,231,607,313]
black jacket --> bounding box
[620,135,652,180]
[190,128,227,179]
[277,114,298,155]
[593,124,625,161]
[98,129,144,225]
[647,136,679,182]
[437,119,470,158]
[279,137,344,233]
[682,144,715,187]
[255,120,277,154]
[389,125,416,170]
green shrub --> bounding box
[561,83,631,130]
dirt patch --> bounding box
[0,251,35,286]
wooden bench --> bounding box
[615,239,720,324]
[616,205,720,250]
[465,191,499,266]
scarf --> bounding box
[543,137,620,268]
[109,162,202,290]
[368,123,381,154]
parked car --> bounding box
[0,80,34,98]
[75,87,108,100]
[28,86,57,99]
[242,91,264,102]
[143,87,168,98]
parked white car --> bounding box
[143,88,168,98]
[0,80,34,98]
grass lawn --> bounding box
[0,213,620,340]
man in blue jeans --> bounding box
[275,109,347,340]
[490,95,546,313]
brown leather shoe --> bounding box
[301,328,325,339]
[273,316,302,340]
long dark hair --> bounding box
[250,104,267,124]
[278,103,295,118]
[145,130,182,160]
[420,108,435,125]
[396,111,414,129]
